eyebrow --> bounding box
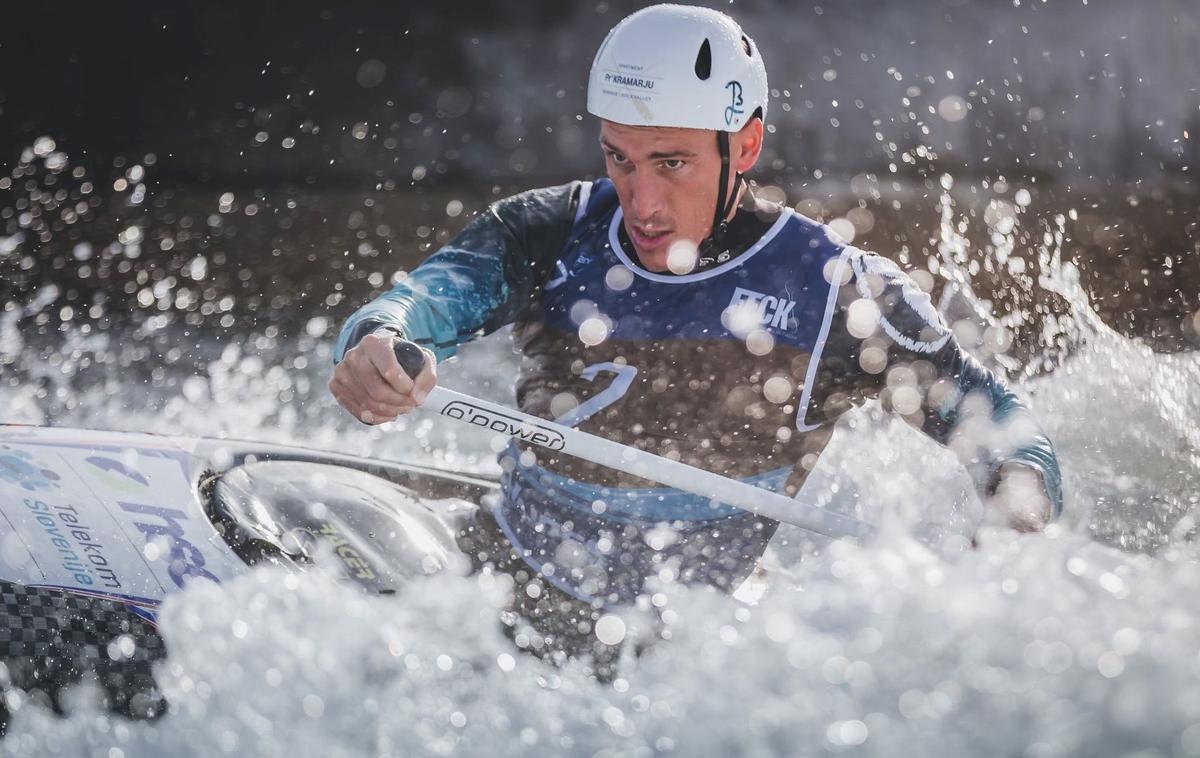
[600,139,697,160]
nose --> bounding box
[626,170,665,224]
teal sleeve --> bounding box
[334,182,582,363]
[922,345,1064,517]
[849,251,1064,516]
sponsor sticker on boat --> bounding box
[0,434,247,614]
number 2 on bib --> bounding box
[552,362,638,428]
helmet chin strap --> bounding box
[701,130,743,257]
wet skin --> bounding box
[599,118,764,272]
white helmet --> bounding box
[587,4,768,132]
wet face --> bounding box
[599,119,763,272]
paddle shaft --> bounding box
[393,343,871,540]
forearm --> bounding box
[923,343,1063,518]
[334,182,582,364]
[334,250,508,363]
[842,250,1063,517]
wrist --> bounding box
[371,325,406,341]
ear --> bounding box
[733,118,764,174]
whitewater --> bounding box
[2,157,1200,756]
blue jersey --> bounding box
[336,179,1062,605]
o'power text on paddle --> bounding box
[392,341,872,540]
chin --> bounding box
[630,245,671,272]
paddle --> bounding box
[392,341,872,540]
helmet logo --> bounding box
[604,70,655,91]
[724,81,745,126]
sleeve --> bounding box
[333,182,584,363]
[845,250,1064,516]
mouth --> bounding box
[627,222,673,252]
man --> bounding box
[330,5,1061,668]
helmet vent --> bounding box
[694,38,712,80]
[741,35,753,57]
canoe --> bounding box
[0,424,495,727]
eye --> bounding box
[661,159,685,170]
[606,150,628,165]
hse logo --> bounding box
[726,287,797,331]
[86,455,150,494]
[0,445,61,492]
[118,501,219,588]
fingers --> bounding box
[329,335,440,424]
[363,335,414,396]
[359,335,437,406]
[410,347,438,404]
[348,336,410,401]
[329,375,406,425]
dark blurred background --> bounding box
[1,0,1198,361]
[3,0,1198,187]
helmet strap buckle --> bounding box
[705,131,742,254]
